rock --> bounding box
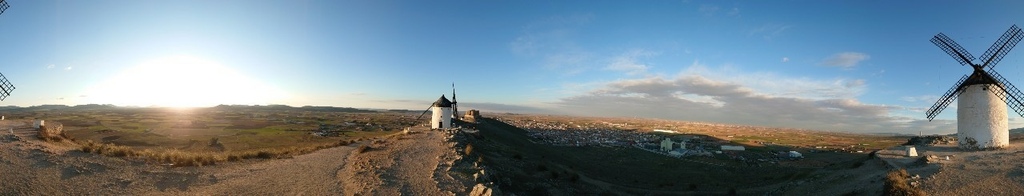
[470,183,494,196]
[37,122,65,141]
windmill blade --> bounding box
[926,74,970,121]
[931,33,977,66]
[980,25,1024,69]
[982,68,1024,117]
[0,72,14,101]
[414,105,432,122]
[0,0,9,16]
[451,83,458,119]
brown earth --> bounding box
[0,120,472,195]
[878,143,1024,195]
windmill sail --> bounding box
[0,0,12,101]
[932,33,976,66]
[414,105,432,122]
[982,68,1024,117]
[451,83,458,119]
[0,72,13,101]
[926,75,969,121]
[980,25,1024,68]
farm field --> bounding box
[1,104,408,153]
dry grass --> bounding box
[79,139,354,167]
[884,168,926,196]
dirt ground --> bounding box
[878,142,1024,195]
[0,120,472,195]
[339,128,475,195]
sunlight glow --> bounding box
[87,55,288,108]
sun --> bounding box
[87,55,288,108]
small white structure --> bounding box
[957,84,1009,149]
[668,149,687,157]
[430,95,454,129]
[660,138,674,151]
[790,151,802,158]
[905,146,918,157]
[721,145,745,151]
[653,129,675,134]
[33,120,44,129]
[788,151,803,158]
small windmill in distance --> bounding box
[926,24,1024,149]
[415,95,453,129]
[0,0,14,101]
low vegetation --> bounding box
[883,168,926,196]
[79,139,354,167]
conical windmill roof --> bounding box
[432,95,453,107]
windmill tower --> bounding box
[415,95,453,129]
[926,25,1024,149]
[0,0,14,101]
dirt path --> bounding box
[187,145,356,195]
[340,129,463,196]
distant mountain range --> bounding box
[0,104,378,113]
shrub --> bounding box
[256,151,274,159]
[356,145,370,154]
[883,168,925,196]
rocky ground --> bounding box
[879,142,1024,195]
[339,128,481,195]
[0,120,480,195]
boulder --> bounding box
[469,183,497,196]
[37,122,65,141]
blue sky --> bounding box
[1,1,1024,134]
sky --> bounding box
[1,1,1024,134]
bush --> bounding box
[356,145,370,154]
[75,135,358,167]
[883,168,926,196]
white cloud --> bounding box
[46,64,55,69]
[604,49,658,75]
[901,95,939,103]
[698,5,720,16]
[781,57,789,63]
[549,62,947,134]
[65,66,73,71]
[822,52,870,69]
[679,61,866,99]
[749,24,792,40]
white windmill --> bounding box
[416,95,453,129]
[927,25,1024,149]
